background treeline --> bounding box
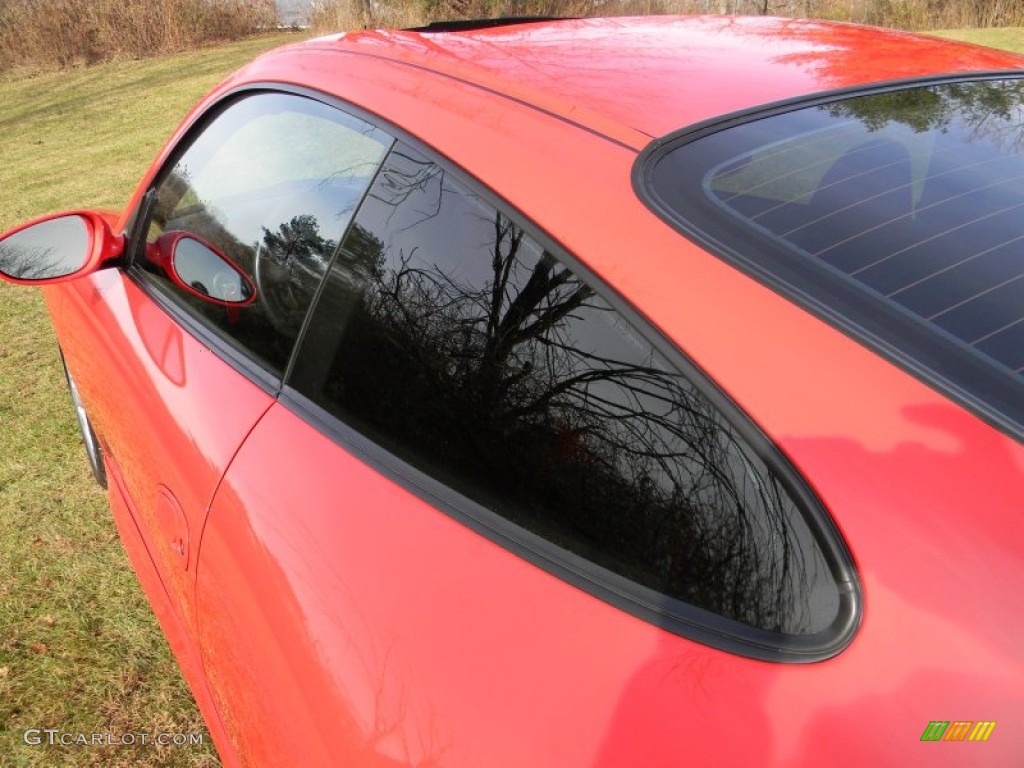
[1,0,1021,75]
[311,0,1024,31]
[0,0,275,71]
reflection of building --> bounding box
[276,0,313,27]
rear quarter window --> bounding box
[638,76,1024,441]
[287,140,858,660]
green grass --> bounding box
[927,27,1024,53]
[0,31,307,768]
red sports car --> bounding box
[2,15,1022,766]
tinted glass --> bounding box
[140,93,392,375]
[291,143,842,635]
[645,77,1024,437]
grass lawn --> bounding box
[928,26,1024,53]
[0,21,1020,768]
[0,31,307,768]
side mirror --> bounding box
[0,211,124,285]
[153,232,256,306]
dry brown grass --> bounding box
[309,0,1024,31]
[0,0,276,72]
[3,0,1018,72]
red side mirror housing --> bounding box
[0,211,124,285]
[150,231,256,306]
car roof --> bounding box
[287,16,1024,143]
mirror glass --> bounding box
[172,237,253,304]
[0,215,91,281]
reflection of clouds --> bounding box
[193,111,388,201]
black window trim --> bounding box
[633,69,1024,446]
[129,80,861,661]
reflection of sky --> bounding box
[168,93,390,257]
[0,215,88,279]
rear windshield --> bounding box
[639,76,1024,441]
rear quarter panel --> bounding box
[192,53,1023,765]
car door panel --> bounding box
[43,90,393,646]
[97,428,244,768]
[44,267,275,636]
[197,401,713,768]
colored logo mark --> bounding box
[921,721,996,742]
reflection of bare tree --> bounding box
[147,168,348,368]
[0,214,90,280]
[0,242,63,280]
[313,147,834,634]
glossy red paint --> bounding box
[186,58,1023,762]
[103,448,242,768]
[295,16,1024,143]
[2,15,1021,767]
[0,209,123,285]
[44,267,276,636]
[110,16,1024,241]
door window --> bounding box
[137,92,393,376]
